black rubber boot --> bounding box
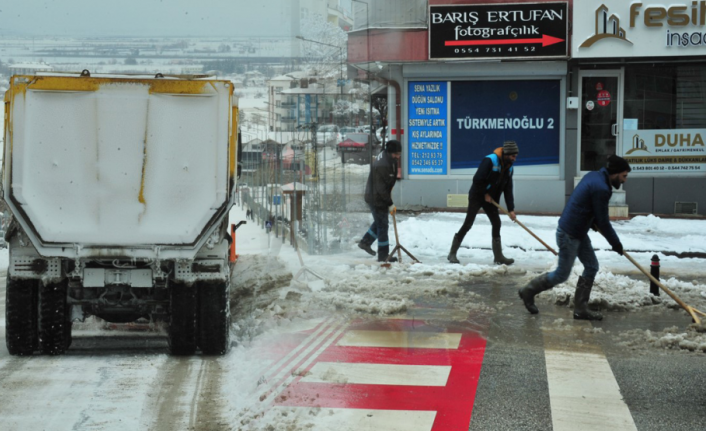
[377,245,398,263]
[358,240,376,256]
[358,233,376,256]
[447,234,462,264]
[573,276,603,321]
[518,274,552,314]
[492,237,514,265]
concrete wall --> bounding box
[625,177,706,215]
[393,179,566,213]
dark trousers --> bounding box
[360,204,390,252]
[456,195,502,241]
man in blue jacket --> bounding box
[518,155,631,320]
[447,140,518,265]
[358,140,401,262]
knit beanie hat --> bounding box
[386,140,402,153]
[503,140,519,155]
[606,155,631,174]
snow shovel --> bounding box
[291,223,325,291]
[490,200,558,256]
[383,212,421,267]
[623,251,706,325]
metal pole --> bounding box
[650,254,660,296]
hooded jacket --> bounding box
[364,150,398,208]
[470,147,515,211]
[558,167,621,248]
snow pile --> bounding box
[537,269,706,315]
[229,254,294,342]
[615,325,706,353]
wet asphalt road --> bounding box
[1,273,705,430]
[462,278,706,431]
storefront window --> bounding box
[624,65,706,130]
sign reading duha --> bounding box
[622,128,706,174]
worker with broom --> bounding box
[358,140,402,263]
[518,155,631,320]
[447,140,519,265]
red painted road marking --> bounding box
[258,319,347,407]
[273,318,487,431]
[445,34,564,47]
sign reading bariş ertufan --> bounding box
[429,3,568,60]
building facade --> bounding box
[348,0,706,216]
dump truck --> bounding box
[2,71,239,356]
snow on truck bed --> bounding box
[7,78,232,245]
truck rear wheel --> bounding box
[39,280,69,355]
[6,278,39,356]
[198,280,231,355]
[168,282,198,355]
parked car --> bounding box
[316,124,342,147]
[336,133,370,153]
[339,126,358,138]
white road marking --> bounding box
[386,309,470,322]
[267,406,437,431]
[337,330,461,349]
[301,362,452,386]
[256,319,348,407]
[261,318,340,388]
[545,350,638,430]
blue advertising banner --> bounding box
[450,80,560,171]
[408,81,448,175]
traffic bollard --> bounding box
[650,254,660,296]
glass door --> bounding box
[578,70,624,172]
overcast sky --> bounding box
[0,0,295,37]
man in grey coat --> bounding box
[358,140,401,262]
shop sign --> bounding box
[596,90,611,106]
[429,3,568,60]
[450,80,560,174]
[574,0,706,58]
[408,81,448,175]
[622,128,706,174]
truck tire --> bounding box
[39,280,69,355]
[168,282,198,355]
[6,278,39,356]
[198,281,231,355]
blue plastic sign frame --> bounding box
[450,80,560,171]
[408,81,448,175]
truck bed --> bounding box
[4,75,235,249]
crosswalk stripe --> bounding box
[542,318,637,431]
[275,324,486,431]
[263,317,338,384]
[545,350,638,430]
[262,321,348,406]
[337,330,462,349]
[301,362,452,386]
[267,406,437,431]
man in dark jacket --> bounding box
[447,140,518,265]
[358,140,401,262]
[518,155,631,320]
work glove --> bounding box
[612,242,624,256]
[389,205,396,215]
